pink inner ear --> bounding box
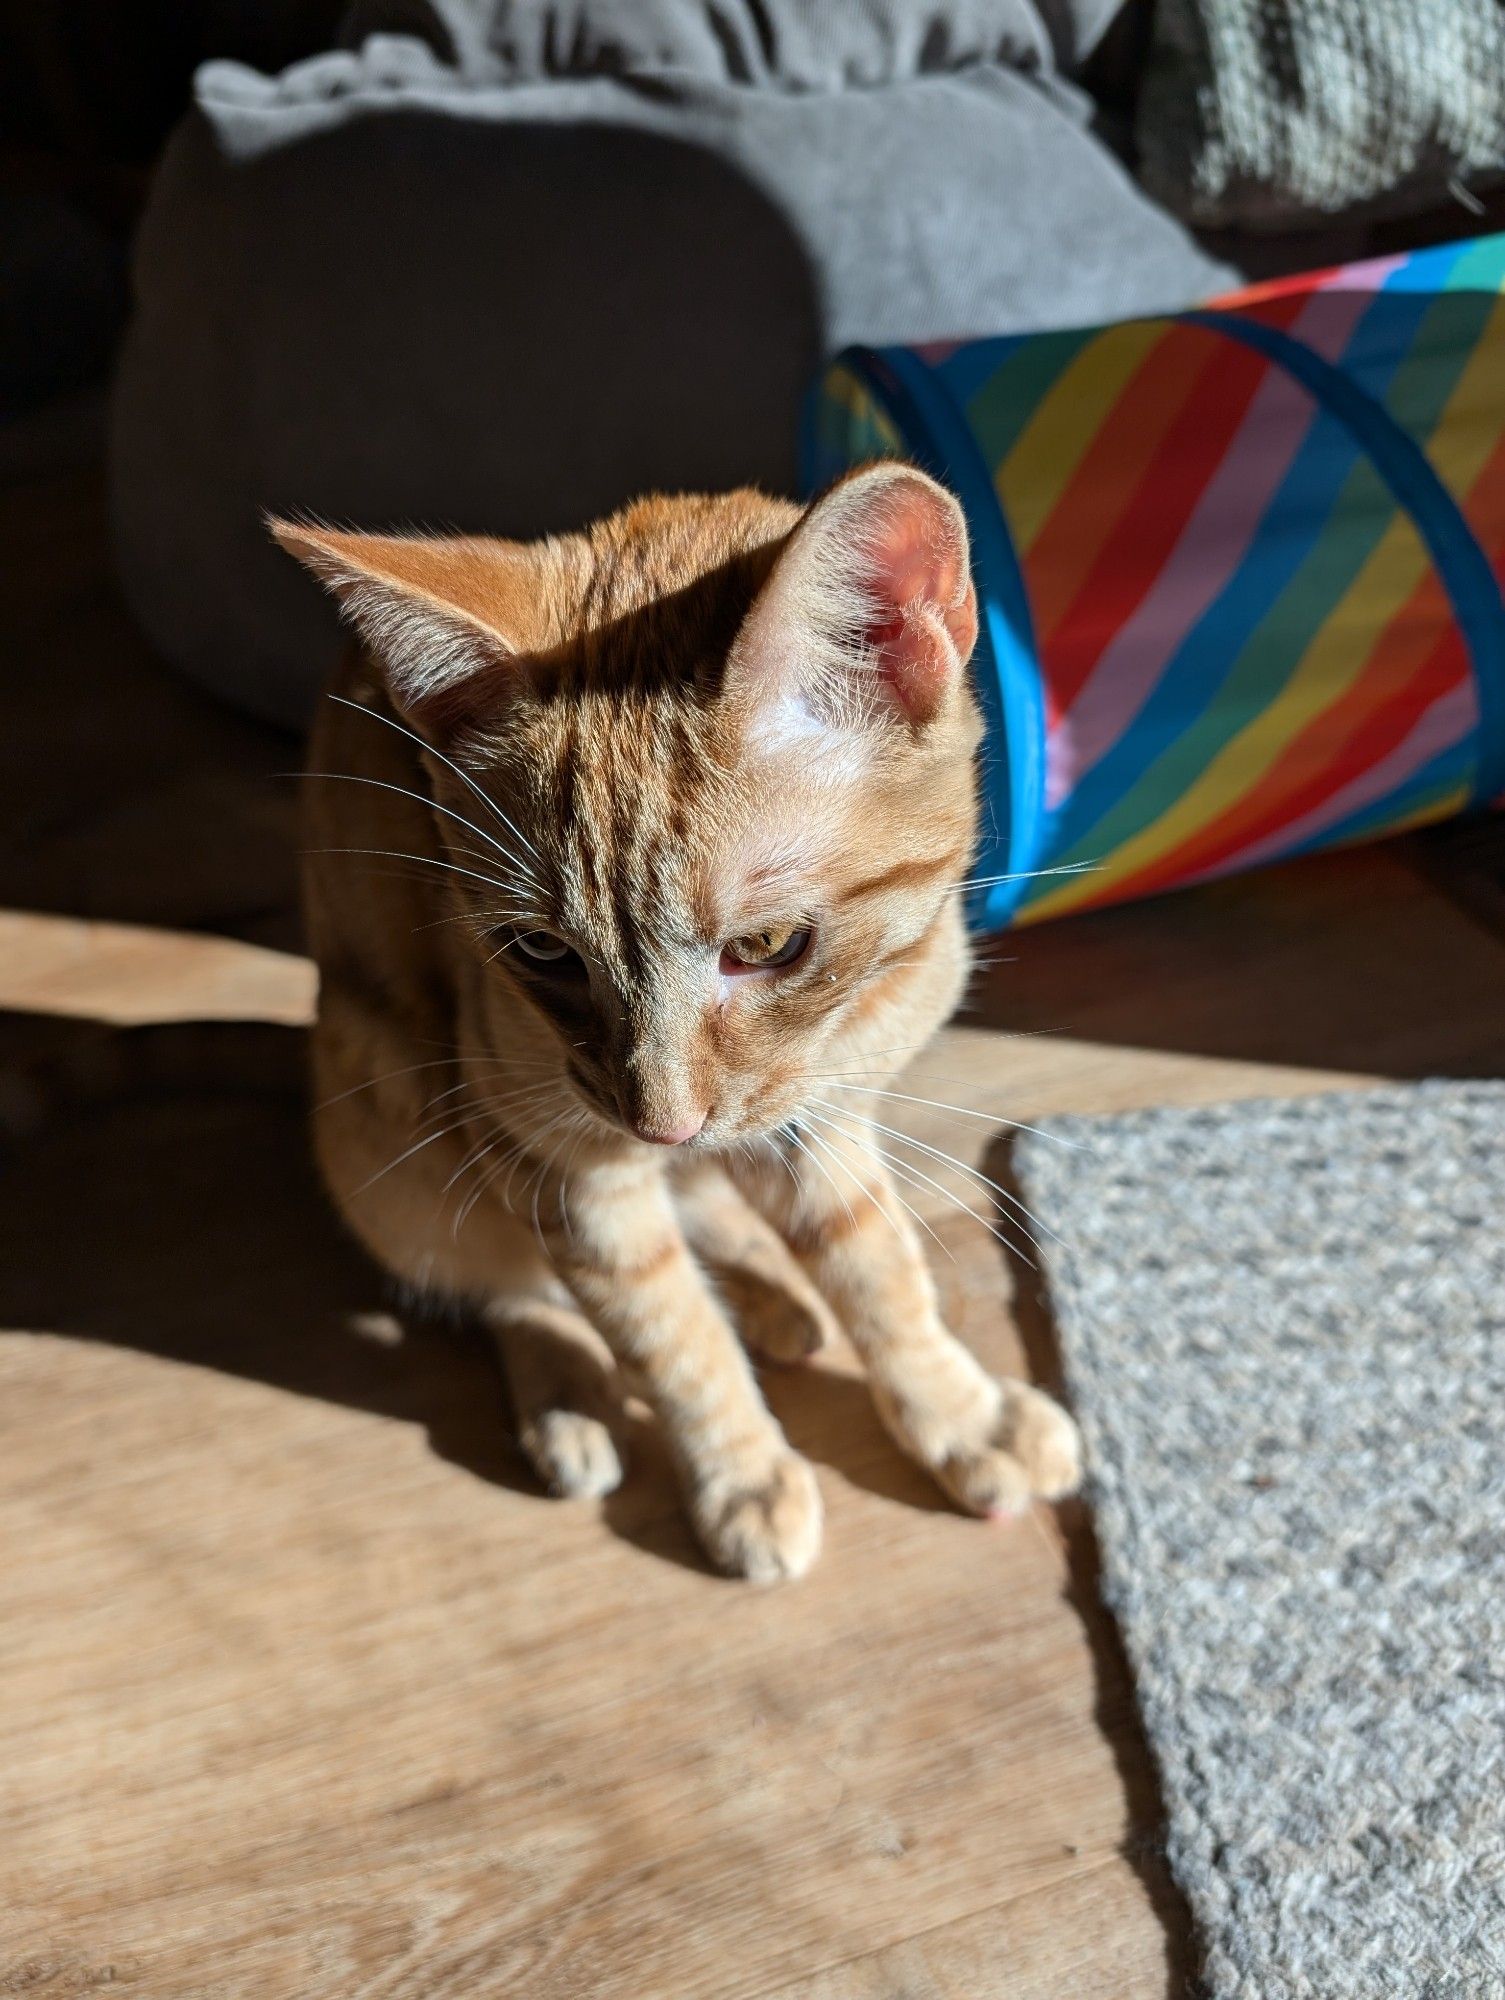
[862,493,978,724]
[861,603,947,724]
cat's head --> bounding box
[275,466,982,1147]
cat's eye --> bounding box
[720,923,814,974]
[511,930,577,967]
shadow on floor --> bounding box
[0,1017,524,1478]
[0,1011,951,1585]
[987,1129,1202,2000]
[0,1004,1204,1993]
[961,834,1505,1088]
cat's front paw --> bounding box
[690,1450,823,1583]
[1001,1381,1083,1500]
[720,1265,837,1366]
[520,1407,625,1500]
[879,1376,1082,1519]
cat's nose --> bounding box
[633,1112,706,1147]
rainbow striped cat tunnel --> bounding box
[803,232,1505,931]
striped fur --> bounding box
[277,467,1080,1581]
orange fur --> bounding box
[277,467,1079,1580]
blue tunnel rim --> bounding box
[804,302,1505,919]
[800,345,1045,933]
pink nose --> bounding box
[634,1113,706,1147]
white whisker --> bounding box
[329,692,542,864]
[323,1056,554,1121]
[300,767,537,882]
[345,1110,486,1199]
[450,1124,536,1237]
[876,1161,957,1265]
[810,1102,1035,1266]
[411,904,540,935]
[809,1096,1054,1261]
[792,1115,909,1251]
[841,1126,1035,1268]
[797,1108,953,1264]
[314,1055,460,1112]
[821,1079,1086,1153]
[784,1120,859,1236]
[454,1102,576,1239]
[857,1138,962,1266]
[501,1107,577,1214]
[343,1071,564,1200]
[954,860,1102,890]
[847,1101,1066,1249]
[307,844,529,901]
[440,841,539,897]
[440,1081,565,1188]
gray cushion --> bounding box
[110,28,1232,727]
[340,0,1130,82]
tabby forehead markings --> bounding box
[835,846,971,908]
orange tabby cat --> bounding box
[274,465,1080,1581]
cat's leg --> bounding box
[312,1051,627,1499]
[537,1153,822,1581]
[480,1276,626,1500]
[729,1129,1081,1517]
[671,1158,840,1365]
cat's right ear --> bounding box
[726,464,978,745]
[268,520,537,737]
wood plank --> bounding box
[754,1860,1172,2000]
[0,911,315,1026]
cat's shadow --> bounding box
[2,1013,1195,1992]
[0,1014,944,1579]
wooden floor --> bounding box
[4,467,1505,2000]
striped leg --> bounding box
[309,1029,629,1499]
[672,1157,840,1365]
[732,1128,1081,1517]
[541,1155,822,1582]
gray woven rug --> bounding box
[1014,1082,1505,2000]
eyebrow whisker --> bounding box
[328,692,543,864]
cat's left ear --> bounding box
[269,519,539,736]
[730,463,978,736]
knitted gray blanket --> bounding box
[1140,0,1505,225]
[1015,1082,1505,1999]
